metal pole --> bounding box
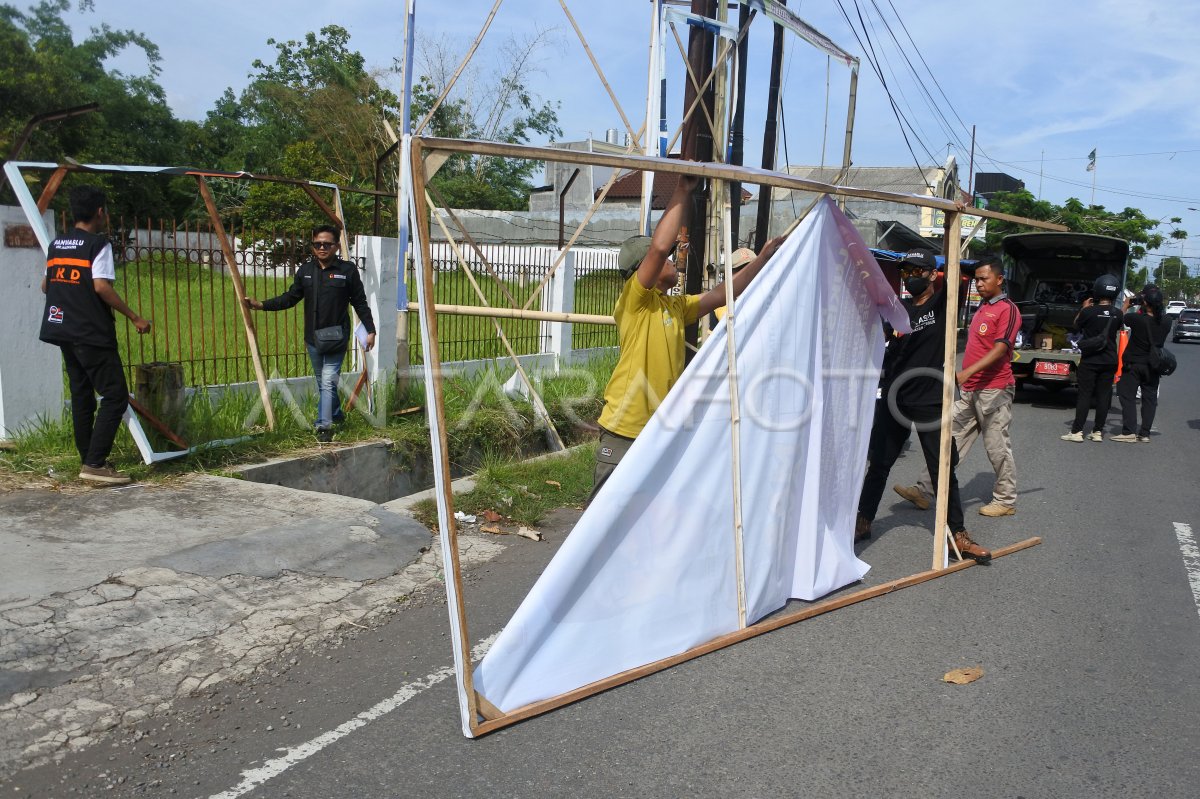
[558,168,581,249]
[755,1,786,251]
[681,0,717,356]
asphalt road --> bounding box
[10,344,1200,799]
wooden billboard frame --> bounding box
[402,134,1063,738]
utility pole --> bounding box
[681,0,717,355]
[754,0,786,252]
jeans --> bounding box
[60,343,129,467]
[305,344,346,430]
[859,400,966,533]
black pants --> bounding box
[60,343,129,467]
[1117,363,1159,436]
[858,400,965,533]
[1072,363,1116,434]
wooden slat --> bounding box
[418,136,1069,231]
[195,177,276,430]
[36,167,69,213]
[300,184,343,227]
[406,301,614,325]
[475,692,504,722]
[126,395,189,449]
[933,210,962,569]
[472,536,1042,737]
[410,139,481,729]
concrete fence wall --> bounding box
[0,207,60,439]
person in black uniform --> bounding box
[39,185,152,485]
[244,225,375,442]
[855,251,991,562]
[1061,274,1122,442]
[1113,284,1170,442]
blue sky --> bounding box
[62,0,1200,265]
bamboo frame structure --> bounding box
[401,134,1062,738]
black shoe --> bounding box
[854,514,872,543]
[316,427,333,443]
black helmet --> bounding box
[1092,274,1120,300]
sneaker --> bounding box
[316,427,333,443]
[1110,433,1138,443]
[952,530,992,563]
[854,514,872,543]
[1060,431,1084,442]
[1087,431,1103,442]
[979,502,1016,517]
[893,484,931,510]
[79,464,132,486]
[1137,435,1151,443]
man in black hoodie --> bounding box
[245,225,375,442]
[855,251,991,563]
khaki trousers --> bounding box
[918,385,1017,507]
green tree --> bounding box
[980,190,1180,267]
[412,31,562,210]
[0,0,191,218]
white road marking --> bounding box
[207,633,499,799]
[1173,522,1200,623]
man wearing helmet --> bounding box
[1060,274,1122,442]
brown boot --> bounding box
[952,530,991,563]
[854,514,872,543]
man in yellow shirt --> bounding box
[591,176,783,501]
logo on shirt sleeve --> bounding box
[48,305,64,323]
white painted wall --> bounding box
[355,234,398,386]
[0,206,61,438]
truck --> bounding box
[1001,232,1130,391]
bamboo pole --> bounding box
[427,193,566,451]
[194,176,276,430]
[406,302,613,325]
[839,65,859,211]
[473,536,1043,736]
[413,0,504,136]
[668,21,720,145]
[720,183,747,628]
[408,139,480,732]
[933,210,963,570]
[558,0,640,149]
[425,183,520,308]
[417,137,1069,231]
[641,0,664,234]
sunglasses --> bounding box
[312,241,337,249]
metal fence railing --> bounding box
[54,213,623,384]
[406,243,622,364]
[63,213,367,388]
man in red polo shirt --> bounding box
[896,255,1020,516]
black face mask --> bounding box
[906,275,931,296]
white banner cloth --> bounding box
[469,197,910,723]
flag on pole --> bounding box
[1086,148,1097,172]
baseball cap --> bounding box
[618,236,652,278]
[900,250,936,272]
[730,247,756,271]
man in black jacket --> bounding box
[245,225,376,442]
